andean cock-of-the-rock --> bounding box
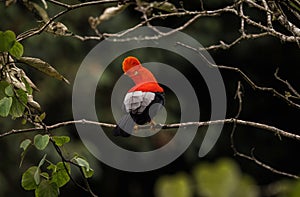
[113,56,165,137]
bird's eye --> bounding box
[134,71,138,75]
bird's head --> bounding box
[121,56,163,92]
[122,56,142,77]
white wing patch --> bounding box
[123,91,155,114]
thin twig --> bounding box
[239,2,246,36]
[274,68,300,98]
[262,0,273,29]
[176,41,300,109]
[230,81,243,156]
[50,139,92,194]
[236,147,299,178]
[234,81,243,118]
[15,0,298,46]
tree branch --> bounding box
[1,118,299,141]
[17,0,119,41]
[15,0,299,47]
[2,117,299,179]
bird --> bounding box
[113,56,165,137]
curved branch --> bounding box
[235,148,299,179]
[1,118,299,141]
[17,0,119,41]
[275,68,300,99]
[3,118,299,179]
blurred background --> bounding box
[1,0,300,196]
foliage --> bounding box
[0,27,69,120]
[155,172,193,197]
[193,158,258,197]
[21,159,68,197]
[0,30,23,59]
[0,25,90,196]
[155,158,259,197]
[155,158,300,197]
[19,133,92,197]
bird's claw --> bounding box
[149,120,157,131]
[133,124,139,134]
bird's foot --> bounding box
[149,120,157,131]
[133,124,139,134]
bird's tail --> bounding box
[113,114,135,137]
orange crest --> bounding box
[122,56,141,73]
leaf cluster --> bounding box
[0,29,69,121]
[0,27,91,196]
[20,134,94,197]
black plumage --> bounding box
[113,92,165,137]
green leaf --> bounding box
[22,77,33,95]
[19,139,32,167]
[73,157,94,178]
[34,154,47,185]
[16,88,28,103]
[39,112,46,121]
[21,118,27,125]
[35,180,59,197]
[0,30,16,52]
[19,57,69,84]
[4,84,14,97]
[0,81,10,99]
[73,157,91,171]
[82,167,94,178]
[34,167,41,185]
[50,162,70,187]
[20,139,32,151]
[0,97,12,117]
[47,163,56,172]
[21,166,39,190]
[9,41,24,59]
[34,134,50,150]
[9,88,27,118]
[38,154,47,168]
[41,172,50,180]
[52,136,70,146]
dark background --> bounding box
[1,0,299,196]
